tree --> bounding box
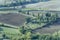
[40,14,44,23]
[32,13,35,16]
[31,33,39,40]
[55,13,58,19]
[26,17,31,24]
[27,11,30,15]
[45,13,51,22]
[25,32,32,40]
[20,26,26,34]
[37,13,40,19]
[19,25,32,40]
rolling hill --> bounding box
[26,0,60,11]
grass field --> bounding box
[0,26,21,39]
[1,27,20,34]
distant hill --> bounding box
[0,0,50,6]
[25,0,60,11]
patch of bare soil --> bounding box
[0,13,26,26]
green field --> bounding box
[0,26,20,37]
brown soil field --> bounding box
[0,13,26,26]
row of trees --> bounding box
[26,13,58,24]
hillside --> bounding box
[26,0,60,11]
[0,0,50,6]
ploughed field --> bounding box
[32,18,60,34]
[0,13,26,26]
